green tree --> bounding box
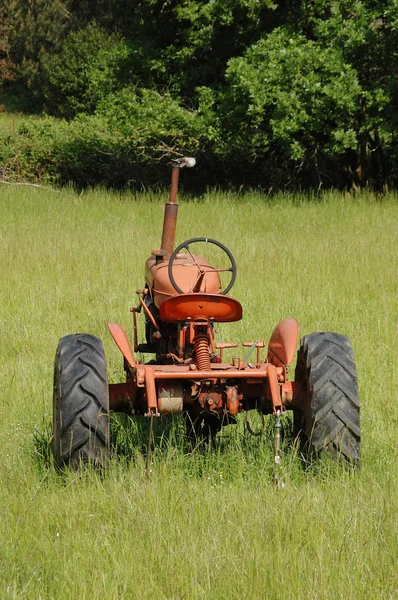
[289,1,393,188]
[4,0,398,190]
[5,0,72,82]
[220,26,361,188]
[40,22,129,118]
[0,3,14,90]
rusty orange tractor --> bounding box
[53,158,360,472]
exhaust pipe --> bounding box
[160,157,196,256]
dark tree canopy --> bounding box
[1,0,397,190]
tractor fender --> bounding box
[108,322,136,369]
[267,318,299,368]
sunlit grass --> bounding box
[0,185,397,598]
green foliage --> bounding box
[97,87,200,142]
[291,1,394,185]
[3,0,73,93]
[161,0,278,93]
[3,0,398,190]
[221,27,361,186]
[0,4,14,87]
[0,90,211,187]
[40,22,129,118]
[0,115,131,186]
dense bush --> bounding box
[40,23,130,118]
[2,0,398,190]
[0,90,214,188]
[217,27,362,188]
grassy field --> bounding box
[0,185,397,599]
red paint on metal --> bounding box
[146,255,221,308]
[159,293,243,323]
[151,368,269,380]
[108,322,136,369]
[131,307,139,352]
[145,366,157,411]
[198,390,223,410]
[267,363,282,413]
[169,165,179,204]
[243,341,265,363]
[281,381,304,407]
[108,381,136,412]
[267,318,299,367]
[215,342,238,360]
[160,166,180,255]
[160,202,179,256]
[226,386,240,416]
[139,296,159,330]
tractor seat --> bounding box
[159,293,243,323]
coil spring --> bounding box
[194,333,211,371]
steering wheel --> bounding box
[168,237,237,295]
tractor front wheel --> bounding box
[294,332,360,463]
[53,334,110,468]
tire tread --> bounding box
[295,332,360,462]
[53,334,110,468]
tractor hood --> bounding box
[145,254,221,308]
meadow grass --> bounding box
[0,112,26,140]
[0,185,397,599]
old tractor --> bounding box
[53,158,360,473]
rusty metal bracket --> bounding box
[267,363,282,414]
[139,296,160,332]
[215,342,238,361]
[242,341,265,363]
[144,366,158,413]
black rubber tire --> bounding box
[53,334,110,469]
[294,332,360,463]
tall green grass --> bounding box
[0,186,397,598]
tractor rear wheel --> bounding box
[53,334,110,469]
[294,332,360,463]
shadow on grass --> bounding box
[32,413,192,473]
[32,410,298,480]
[32,412,357,485]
